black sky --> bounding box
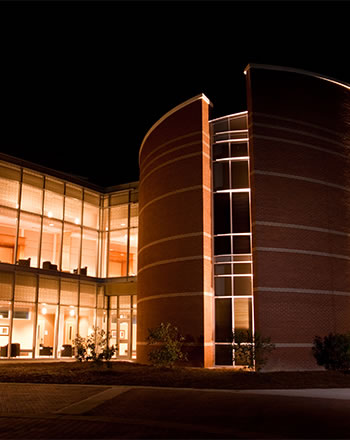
[0,0,349,187]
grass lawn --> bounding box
[0,361,350,389]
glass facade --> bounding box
[0,160,138,359]
[211,112,254,366]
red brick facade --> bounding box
[246,65,350,370]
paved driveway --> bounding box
[0,383,350,438]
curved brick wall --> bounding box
[137,95,214,366]
[246,65,350,370]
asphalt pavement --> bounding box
[0,383,350,439]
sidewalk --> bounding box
[1,383,350,439]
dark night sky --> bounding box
[0,0,349,187]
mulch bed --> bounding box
[0,361,350,389]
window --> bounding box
[0,208,17,264]
[41,218,62,269]
[17,213,41,268]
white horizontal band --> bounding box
[274,343,313,348]
[255,287,350,297]
[139,184,210,217]
[140,152,204,187]
[254,221,350,237]
[138,255,212,274]
[138,232,211,255]
[251,134,348,159]
[253,170,350,193]
[137,291,213,304]
[255,247,350,261]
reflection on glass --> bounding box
[62,223,81,273]
[0,208,17,264]
[17,213,41,267]
[109,229,128,277]
[41,218,62,269]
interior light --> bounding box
[120,223,126,226]
[0,315,3,319]
[69,309,75,317]
[42,307,47,315]
[49,223,54,227]
[47,211,53,218]
[74,217,80,225]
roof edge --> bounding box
[139,93,211,162]
[244,63,350,91]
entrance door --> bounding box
[118,319,130,358]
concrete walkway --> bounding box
[0,383,350,438]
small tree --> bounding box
[74,327,117,362]
[147,322,188,368]
[232,330,275,371]
[312,333,350,371]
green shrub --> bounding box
[232,330,275,371]
[147,322,188,368]
[312,333,350,371]
[74,327,117,362]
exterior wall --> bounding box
[137,95,214,366]
[246,65,350,370]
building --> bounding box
[1,64,349,370]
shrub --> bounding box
[232,330,275,371]
[74,327,117,362]
[147,322,188,368]
[312,333,350,371]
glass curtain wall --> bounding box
[0,161,138,278]
[0,271,107,359]
[211,113,254,366]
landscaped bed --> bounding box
[0,361,350,389]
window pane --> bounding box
[41,218,62,269]
[78,307,95,338]
[233,263,251,274]
[213,162,230,191]
[234,298,252,333]
[39,277,59,304]
[130,203,138,228]
[57,305,77,356]
[17,213,41,268]
[215,277,232,296]
[0,207,17,264]
[110,205,128,230]
[62,223,81,273]
[37,303,57,357]
[213,143,229,160]
[232,193,250,233]
[44,190,63,220]
[80,283,96,308]
[64,197,82,225]
[81,228,98,277]
[233,277,252,296]
[129,228,138,276]
[214,236,231,255]
[13,302,35,356]
[15,274,36,302]
[214,264,232,275]
[0,272,13,300]
[119,296,131,309]
[232,236,251,254]
[21,184,43,214]
[215,345,233,365]
[83,202,99,229]
[109,229,128,277]
[0,300,10,355]
[230,142,248,157]
[60,280,78,306]
[231,162,249,189]
[215,298,232,342]
[214,193,230,235]
[0,177,19,209]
